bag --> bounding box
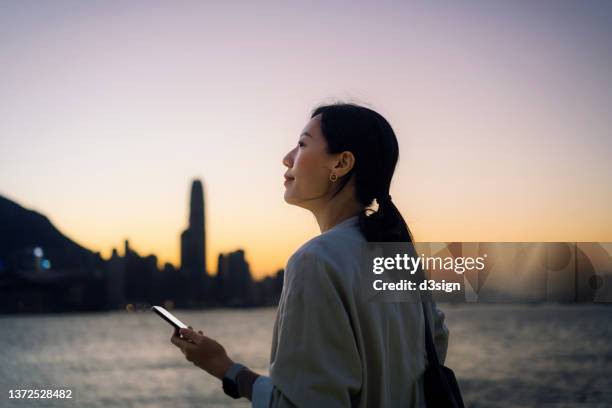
[421,302,465,408]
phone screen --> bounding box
[151,306,188,330]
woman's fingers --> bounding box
[170,334,182,348]
[172,328,179,340]
[171,333,196,351]
[179,328,202,345]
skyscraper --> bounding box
[180,179,207,282]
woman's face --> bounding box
[282,114,337,209]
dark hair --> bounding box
[311,102,414,242]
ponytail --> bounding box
[358,194,414,242]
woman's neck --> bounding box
[311,186,363,233]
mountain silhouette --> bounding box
[0,194,96,273]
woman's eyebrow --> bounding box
[300,132,313,138]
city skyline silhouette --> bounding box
[0,179,284,313]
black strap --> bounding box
[410,242,442,368]
[417,255,466,408]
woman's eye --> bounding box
[298,141,305,147]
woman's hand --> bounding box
[171,326,234,380]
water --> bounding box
[0,305,611,408]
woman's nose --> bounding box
[282,149,294,168]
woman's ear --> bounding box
[333,151,355,177]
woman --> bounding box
[171,102,449,407]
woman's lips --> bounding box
[284,177,294,185]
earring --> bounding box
[329,173,338,182]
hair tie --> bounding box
[378,194,392,204]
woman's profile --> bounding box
[171,102,450,407]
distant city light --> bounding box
[41,259,51,269]
[33,247,43,257]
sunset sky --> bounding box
[1,1,611,279]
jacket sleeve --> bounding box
[256,250,362,407]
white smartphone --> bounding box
[151,306,188,331]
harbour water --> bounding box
[1,304,611,407]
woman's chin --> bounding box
[283,191,299,205]
[283,192,293,203]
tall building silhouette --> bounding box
[180,180,207,283]
[215,249,254,306]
